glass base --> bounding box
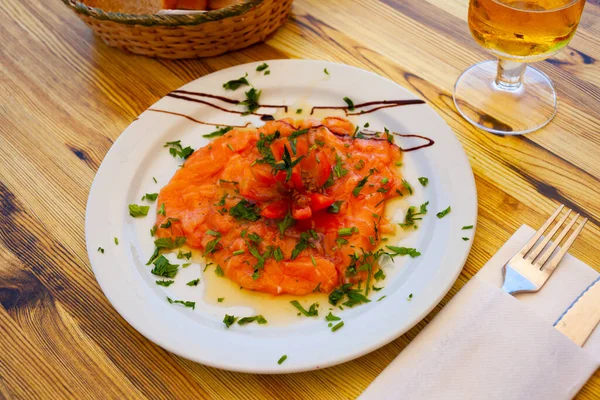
[453,60,557,135]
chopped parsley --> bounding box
[327,200,343,214]
[129,204,149,217]
[331,321,344,332]
[157,203,166,216]
[386,246,421,258]
[177,250,192,260]
[462,225,473,230]
[97,247,104,253]
[277,355,288,365]
[256,63,269,72]
[273,145,305,182]
[203,126,233,138]
[289,129,310,139]
[273,247,284,261]
[402,179,413,195]
[141,193,158,201]
[204,237,221,255]
[152,177,157,183]
[160,217,179,229]
[325,312,341,322]
[324,68,329,75]
[328,283,371,307]
[290,300,319,317]
[400,201,429,229]
[377,296,386,302]
[238,315,268,325]
[151,256,179,278]
[437,206,451,219]
[167,297,195,310]
[218,298,224,303]
[343,96,355,111]
[233,249,245,256]
[277,212,295,237]
[418,177,429,187]
[255,131,280,165]
[150,226,158,236]
[296,109,302,114]
[215,265,224,277]
[354,159,365,170]
[374,269,386,281]
[333,153,349,179]
[291,231,316,259]
[407,293,413,301]
[352,169,375,197]
[229,200,261,221]
[239,87,261,115]
[182,263,191,268]
[223,73,249,90]
[186,278,200,286]
[462,237,469,241]
[264,70,271,76]
[114,237,119,245]
[156,280,174,287]
[154,236,187,250]
[223,314,238,328]
[164,140,194,159]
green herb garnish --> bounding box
[129,204,150,217]
[97,247,104,253]
[256,63,269,72]
[223,314,238,328]
[278,355,287,365]
[325,312,341,322]
[164,140,194,159]
[229,199,261,221]
[239,87,261,115]
[327,200,343,214]
[343,97,355,111]
[418,177,429,187]
[223,73,249,90]
[151,256,179,278]
[141,193,158,201]
[156,280,174,287]
[157,203,166,216]
[215,265,224,277]
[437,206,451,219]
[290,300,319,317]
[331,321,344,332]
[203,126,233,138]
[238,315,268,325]
[386,246,421,258]
[167,297,195,310]
[462,225,473,230]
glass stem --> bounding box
[495,59,527,91]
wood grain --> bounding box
[1,0,599,398]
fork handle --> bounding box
[554,277,600,347]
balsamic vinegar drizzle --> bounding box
[148,109,252,129]
[155,90,434,151]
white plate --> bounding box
[86,60,477,373]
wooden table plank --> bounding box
[1,0,598,398]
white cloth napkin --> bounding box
[359,225,600,400]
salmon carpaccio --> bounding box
[154,117,407,296]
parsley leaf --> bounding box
[154,236,187,250]
[333,153,349,179]
[462,225,473,230]
[462,237,469,241]
[239,87,261,115]
[255,131,281,165]
[418,177,429,187]
[278,355,287,365]
[177,250,192,260]
[223,314,238,328]
[343,96,355,111]
[273,247,284,261]
[114,237,119,245]
[186,278,200,286]
[256,63,269,72]
[203,126,233,138]
[151,256,179,278]
[272,145,305,182]
[374,269,386,281]
[167,297,195,310]
[157,203,166,216]
[352,169,375,197]
[325,312,341,322]
[400,201,429,229]
[204,237,221,255]
[290,300,319,317]
[277,212,295,236]
[156,280,174,287]
[327,200,343,214]
[238,315,268,325]
[437,206,451,219]
[229,200,261,221]
[164,140,194,159]
[141,193,158,201]
[324,68,329,75]
[97,247,104,253]
[129,204,149,217]
[402,179,413,195]
[386,246,421,258]
[223,74,249,90]
[215,265,224,277]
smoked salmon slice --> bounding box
[153,117,406,296]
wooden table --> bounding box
[1,0,599,398]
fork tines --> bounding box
[521,204,588,273]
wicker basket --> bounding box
[62,0,293,59]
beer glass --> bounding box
[453,0,586,135]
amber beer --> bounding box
[469,0,586,61]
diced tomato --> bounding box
[309,193,335,212]
[261,200,289,219]
[292,204,312,220]
[291,169,305,192]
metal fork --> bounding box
[502,204,588,295]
